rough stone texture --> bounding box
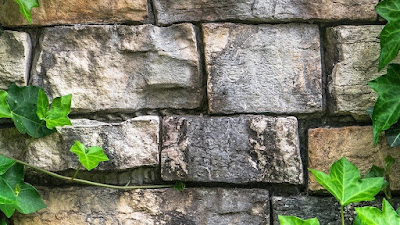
[272,196,396,225]
[30,24,202,113]
[308,126,400,191]
[13,187,270,225]
[204,23,322,114]
[0,0,148,26]
[161,115,303,184]
[0,116,159,171]
[154,0,378,25]
[326,25,400,120]
[0,31,31,89]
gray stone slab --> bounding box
[0,31,31,89]
[161,115,303,184]
[13,187,270,225]
[154,0,378,25]
[30,24,203,114]
[0,116,159,171]
[326,25,400,120]
[204,23,322,114]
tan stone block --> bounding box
[0,0,148,26]
[308,126,400,191]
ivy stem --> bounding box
[341,205,344,225]
[72,164,81,180]
[11,157,173,190]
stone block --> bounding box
[0,31,30,89]
[13,187,270,225]
[272,196,394,225]
[161,115,303,184]
[30,24,203,113]
[154,0,378,25]
[0,116,159,171]
[308,126,400,191]
[326,25,399,120]
[0,0,148,26]
[204,23,322,114]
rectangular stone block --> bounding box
[308,126,400,191]
[272,196,395,225]
[154,0,378,25]
[0,31,31,89]
[161,115,303,184]
[13,187,270,225]
[0,0,148,26]
[326,25,399,120]
[204,23,322,114]
[0,116,159,171]
[30,24,203,113]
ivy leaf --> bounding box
[173,181,185,191]
[0,91,12,119]
[364,165,388,189]
[308,157,383,206]
[0,155,15,175]
[386,121,400,147]
[36,89,72,129]
[70,140,109,171]
[6,83,55,138]
[0,177,16,205]
[0,218,6,225]
[368,64,400,145]
[278,215,320,225]
[12,0,39,24]
[376,0,400,70]
[355,198,400,225]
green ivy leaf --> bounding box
[308,157,383,206]
[0,164,46,217]
[36,89,72,129]
[12,0,39,24]
[6,83,55,138]
[0,91,12,118]
[385,121,400,147]
[364,165,388,189]
[278,215,320,225]
[0,155,15,175]
[376,0,400,70]
[70,140,109,171]
[0,218,7,225]
[356,198,400,225]
[385,155,396,171]
[0,177,17,205]
[368,64,400,145]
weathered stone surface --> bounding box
[0,0,148,26]
[161,115,303,184]
[13,187,270,225]
[326,25,399,120]
[0,116,159,171]
[272,196,396,225]
[308,126,400,191]
[0,31,30,89]
[30,24,202,113]
[154,0,377,25]
[204,23,322,114]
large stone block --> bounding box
[308,126,400,191]
[204,23,322,114]
[0,31,30,89]
[154,0,377,25]
[161,115,303,184]
[0,116,159,171]
[30,24,203,113]
[272,196,395,225]
[326,25,397,120]
[13,187,270,225]
[0,0,148,26]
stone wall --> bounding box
[0,0,396,224]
